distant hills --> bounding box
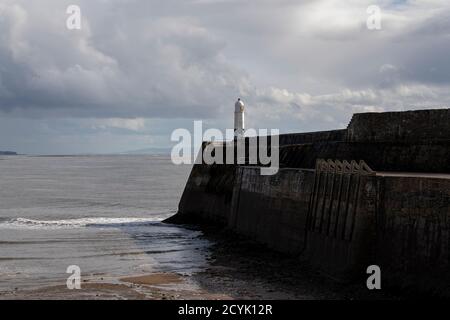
[120,147,171,155]
[0,151,17,155]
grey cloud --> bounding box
[0,0,249,119]
[1,0,450,154]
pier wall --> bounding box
[229,167,314,254]
[375,176,450,295]
[169,108,450,295]
[279,140,450,173]
[347,109,450,142]
[173,165,450,293]
[175,164,236,225]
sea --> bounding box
[0,155,211,292]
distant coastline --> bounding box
[0,151,17,155]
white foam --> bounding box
[0,216,165,230]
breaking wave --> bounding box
[0,216,166,230]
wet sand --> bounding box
[121,273,184,286]
[0,271,236,300]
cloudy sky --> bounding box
[0,0,449,154]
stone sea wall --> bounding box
[168,108,450,296]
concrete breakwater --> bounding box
[167,109,450,296]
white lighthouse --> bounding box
[234,98,245,138]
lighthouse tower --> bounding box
[234,98,245,138]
